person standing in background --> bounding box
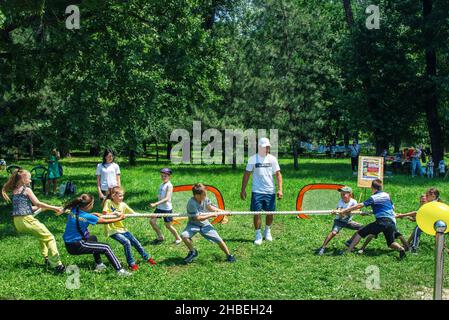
[46,149,61,195]
[96,149,121,201]
[348,140,361,173]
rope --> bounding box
[102,210,371,219]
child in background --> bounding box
[46,149,61,195]
[63,193,131,276]
[149,168,181,245]
[2,169,65,273]
[103,187,155,271]
[438,160,446,177]
[426,156,434,179]
[181,183,235,264]
[396,193,428,254]
[316,186,361,256]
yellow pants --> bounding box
[13,215,62,268]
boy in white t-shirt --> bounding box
[149,168,181,245]
[241,137,283,245]
[316,187,362,256]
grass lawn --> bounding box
[0,155,447,300]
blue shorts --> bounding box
[155,208,173,223]
[250,192,276,212]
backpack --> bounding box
[65,181,76,195]
[58,181,76,197]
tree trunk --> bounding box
[166,141,172,160]
[129,149,136,166]
[292,139,299,170]
[89,145,100,156]
[342,0,354,26]
[143,141,147,154]
[29,134,34,160]
[156,142,159,163]
[422,0,444,164]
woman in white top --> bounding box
[96,149,121,200]
[149,168,181,245]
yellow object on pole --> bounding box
[416,202,449,236]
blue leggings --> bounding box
[110,232,150,266]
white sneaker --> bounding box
[174,239,182,245]
[117,268,132,277]
[264,229,273,242]
[254,232,263,245]
[94,263,107,272]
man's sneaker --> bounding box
[148,257,156,265]
[344,239,353,247]
[357,249,365,255]
[254,232,263,245]
[227,255,236,263]
[95,263,107,272]
[315,247,325,256]
[129,264,139,271]
[184,250,199,264]
[411,247,418,254]
[151,238,164,245]
[54,264,66,274]
[117,269,132,277]
[264,229,273,242]
[174,239,182,245]
[399,250,407,260]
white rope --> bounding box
[102,210,371,219]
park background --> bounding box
[0,0,449,300]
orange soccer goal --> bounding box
[171,184,227,225]
[296,183,345,219]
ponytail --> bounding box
[64,194,94,212]
[2,169,29,203]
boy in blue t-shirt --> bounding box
[338,179,407,259]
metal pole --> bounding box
[434,220,446,300]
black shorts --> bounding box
[155,208,173,223]
[358,218,397,247]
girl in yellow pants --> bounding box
[2,169,65,273]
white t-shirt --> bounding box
[335,198,358,223]
[96,162,120,191]
[246,153,281,195]
[157,181,173,211]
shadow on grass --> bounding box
[157,256,186,266]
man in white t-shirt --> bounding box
[241,138,283,245]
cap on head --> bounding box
[338,186,353,193]
[258,137,271,148]
[160,168,172,175]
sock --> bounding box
[265,225,271,231]
[255,229,261,236]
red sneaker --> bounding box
[148,257,156,265]
[129,264,139,271]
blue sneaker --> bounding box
[184,249,198,264]
[227,255,236,263]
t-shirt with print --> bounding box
[246,154,280,195]
[63,209,99,243]
[102,199,134,237]
[187,197,213,227]
[157,181,173,211]
[96,162,121,191]
[363,191,396,223]
[334,198,358,223]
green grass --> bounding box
[0,155,447,300]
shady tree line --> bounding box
[1,0,448,169]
